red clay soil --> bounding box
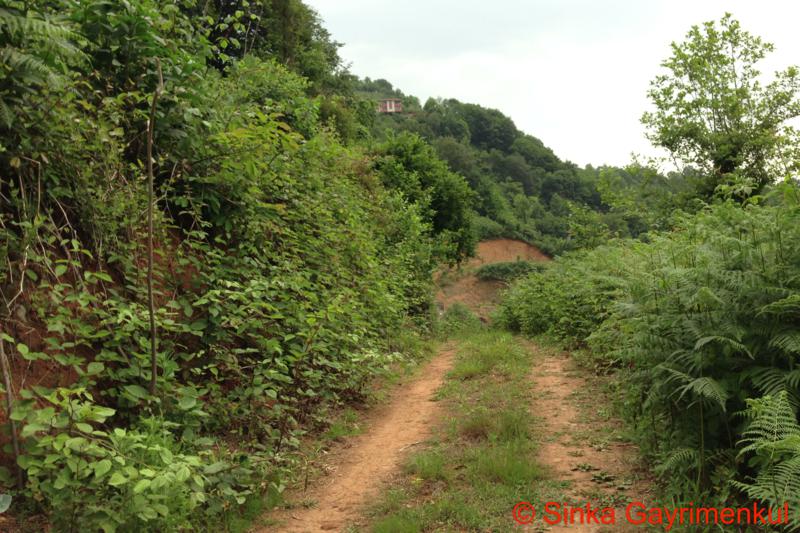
[466,238,549,267]
[436,238,549,319]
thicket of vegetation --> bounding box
[0,0,475,530]
[499,14,800,512]
[474,261,545,283]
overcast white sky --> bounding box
[305,0,800,168]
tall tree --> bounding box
[642,13,800,198]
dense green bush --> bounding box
[374,132,476,264]
[495,245,625,346]
[498,194,800,505]
[474,261,546,283]
[0,1,442,529]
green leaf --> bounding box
[175,466,190,482]
[93,271,113,282]
[0,493,11,514]
[87,362,105,375]
[94,459,112,478]
[123,384,149,400]
[132,479,151,494]
[204,461,227,474]
[178,396,196,410]
[91,406,116,421]
[108,472,127,487]
[152,503,169,516]
[20,423,46,438]
[54,265,68,277]
[158,448,173,464]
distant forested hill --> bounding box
[353,78,694,255]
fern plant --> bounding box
[735,392,800,524]
[0,4,84,126]
[499,199,800,504]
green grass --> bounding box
[467,441,542,485]
[323,408,361,441]
[406,449,448,482]
[372,513,423,533]
[361,328,557,531]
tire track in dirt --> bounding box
[529,346,652,532]
[263,347,455,532]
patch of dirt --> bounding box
[467,238,550,267]
[436,238,549,319]
[262,347,456,533]
[436,275,506,319]
[530,347,652,533]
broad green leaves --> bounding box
[1,0,434,530]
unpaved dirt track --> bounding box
[265,348,455,532]
[531,349,652,532]
[262,239,545,532]
[261,238,650,533]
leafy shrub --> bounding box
[472,216,506,240]
[374,132,476,264]
[495,245,626,347]
[11,387,262,532]
[474,261,546,283]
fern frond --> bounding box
[694,334,752,358]
[0,8,83,52]
[748,367,792,397]
[739,392,800,455]
[769,332,800,356]
[0,47,57,86]
[732,456,800,508]
[657,447,700,476]
[677,376,729,411]
[758,294,800,318]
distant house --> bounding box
[377,98,403,114]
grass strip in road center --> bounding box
[360,329,555,532]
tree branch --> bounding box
[147,59,164,396]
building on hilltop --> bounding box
[377,98,403,114]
